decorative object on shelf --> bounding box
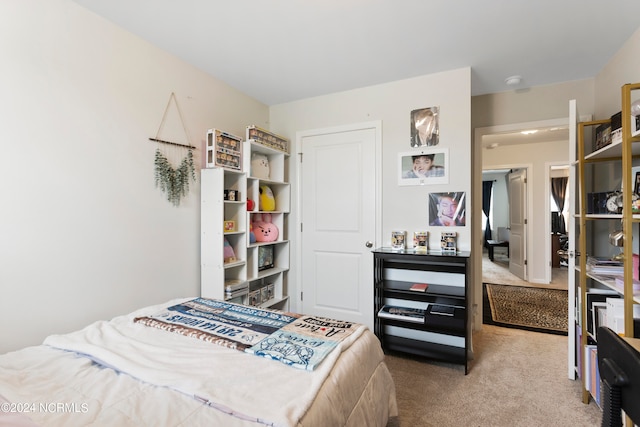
[258,245,274,271]
[150,92,196,207]
[247,199,255,211]
[413,231,428,252]
[594,122,612,151]
[603,191,640,215]
[398,148,448,186]
[251,152,271,179]
[390,231,406,250]
[223,221,235,233]
[610,111,622,145]
[206,129,243,171]
[429,192,466,226]
[224,189,240,201]
[252,213,278,242]
[223,238,237,263]
[440,232,457,252]
[410,106,439,147]
[632,98,640,137]
[609,220,625,261]
[247,125,289,154]
[259,185,276,211]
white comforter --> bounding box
[0,298,397,427]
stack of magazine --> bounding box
[225,279,249,299]
[586,256,624,276]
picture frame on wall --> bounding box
[410,106,439,147]
[429,192,466,227]
[398,147,448,186]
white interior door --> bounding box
[508,169,527,280]
[298,122,380,330]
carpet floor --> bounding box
[483,283,568,335]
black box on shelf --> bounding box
[594,123,612,151]
[611,111,622,144]
[586,192,609,214]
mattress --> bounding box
[0,298,397,427]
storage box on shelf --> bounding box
[372,248,471,374]
[571,83,640,405]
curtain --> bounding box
[482,180,494,246]
[551,176,568,234]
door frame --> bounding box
[474,118,566,329]
[545,161,570,283]
[294,120,382,314]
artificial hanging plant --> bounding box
[154,148,196,207]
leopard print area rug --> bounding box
[483,283,568,335]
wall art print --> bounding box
[410,106,439,147]
[398,148,448,186]
[429,191,466,227]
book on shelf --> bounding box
[586,256,623,275]
[378,305,425,323]
[409,283,429,292]
[428,304,455,316]
[613,275,640,294]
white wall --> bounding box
[594,27,640,119]
[270,68,472,312]
[0,0,269,353]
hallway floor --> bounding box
[482,248,567,290]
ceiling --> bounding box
[482,124,570,149]
[71,0,640,106]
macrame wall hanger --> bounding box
[149,92,196,149]
[151,92,197,207]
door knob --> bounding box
[365,241,373,248]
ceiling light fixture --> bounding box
[521,130,538,135]
[505,75,522,86]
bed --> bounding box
[0,297,397,427]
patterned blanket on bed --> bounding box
[134,298,361,371]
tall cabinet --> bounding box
[201,127,290,311]
[570,83,640,404]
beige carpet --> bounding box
[384,325,601,427]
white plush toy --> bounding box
[251,152,270,179]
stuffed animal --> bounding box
[252,213,278,242]
[259,185,276,211]
[223,238,237,263]
[251,152,270,179]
